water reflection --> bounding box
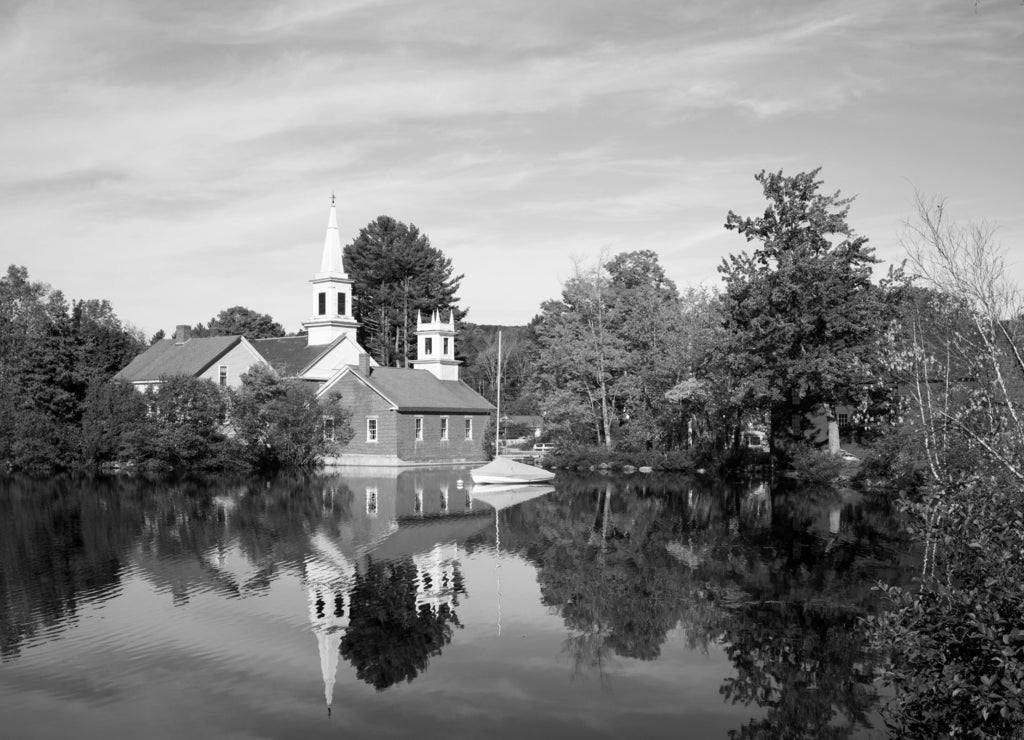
[0,470,914,738]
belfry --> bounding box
[303,195,360,347]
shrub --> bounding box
[787,444,843,483]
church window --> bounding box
[440,416,449,441]
[464,417,473,440]
[318,292,326,315]
[337,293,346,315]
[425,337,433,355]
[218,365,228,387]
[443,337,449,355]
[415,416,423,441]
[366,417,378,442]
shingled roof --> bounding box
[249,335,335,377]
[115,335,241,383]
[334,366,494,413]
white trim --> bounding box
[366,417,379,443]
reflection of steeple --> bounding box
[305,533,356,716]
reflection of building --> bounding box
[412,544,460,613]
[305,534,355,716]
[302,467,489,701]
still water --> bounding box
[0,469,916,739]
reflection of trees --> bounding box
[500,474,910,738]
[0,476,140,659]
[339,558,464,690]
[0,473,354,657]
[716,603,876,739]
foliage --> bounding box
[194,305,285,339]
[718,169,895,453]
[230,364,352,470]
[80,379,153,467]
[865,195,1024,737]
[787,445,843,484]
[142,376,240,473]
[545,442,698,472]
[531,250,688,449]
[343,215,464,367]
[458,323,539,414]
[0,265,144,472]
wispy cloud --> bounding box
[1,0,1021,332]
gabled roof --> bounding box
[115,335,241,383]
[324,366,494,413]
[249,335,337,377]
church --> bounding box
[115,200,494,466]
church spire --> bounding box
[318,194,347,278]
[305,196,359,346]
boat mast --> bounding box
[495,330,502,458]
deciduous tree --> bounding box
[720,168,891,454]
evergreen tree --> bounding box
[343,216,464,366]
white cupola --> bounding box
[411,309,460,381]
[303,195,360,347]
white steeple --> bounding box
[318,194,347,277]
[411,309,460,381]
[304,195,360,347]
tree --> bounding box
[533,255,623,446]
[532,250,690,449]
[343,216,464,367]
[867,195,1024,738]
[204,306,285,339]
[230,364,352,470]
[144,376,237,472]
[0,266,143,472]
[720,168,891,454]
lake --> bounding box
[0,468,916,739]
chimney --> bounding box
[358,353,371,376]
[174,324,191,344]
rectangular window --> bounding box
[318,292,326,315]
[366,417,378,443]
[415,416,423,441]
[464,417,473,440]
[440,416,449,441]
[443,337,449,355]
[837,412,850,429]
[218,365,228,387]
[424,337,433,356]
[323,416,335,441]
[337,293,346,315]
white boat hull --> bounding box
[470,456,555,485]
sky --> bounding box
[2,0,1022,337]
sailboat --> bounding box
[470,331,555,485]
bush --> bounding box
[787,444,843,483]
